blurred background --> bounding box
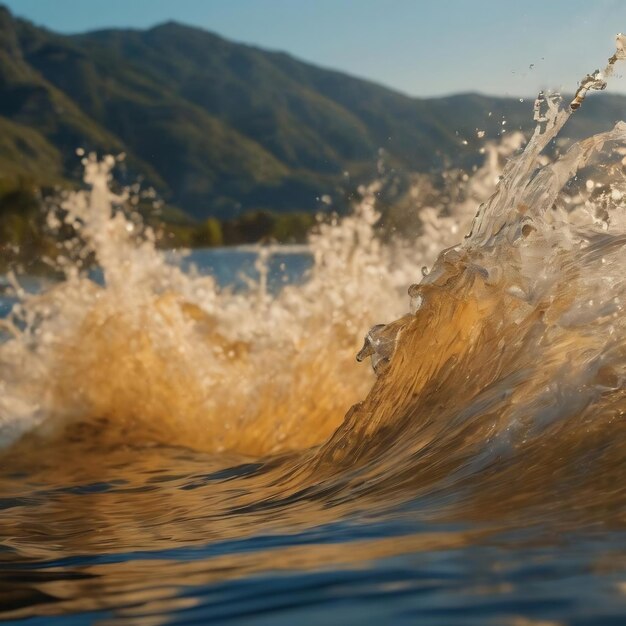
[2,0,626,266]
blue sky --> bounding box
[4,0,626,97]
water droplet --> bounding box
[356,324,399,375]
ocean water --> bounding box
[2,44,626,626]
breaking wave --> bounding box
[2,38,626,532]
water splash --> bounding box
[1,38,626,484]
[0,165,426,454]
[318,36,626,484]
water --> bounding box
[2,42,626,625]
[172,246,313,293]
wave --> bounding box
[1,39,626,529]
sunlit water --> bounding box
[2,43,626,625]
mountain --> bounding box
[2,4,626,220]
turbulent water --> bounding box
[2,43,626,625]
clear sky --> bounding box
[4,0,626,98]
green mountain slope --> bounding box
[2,4,626,220]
